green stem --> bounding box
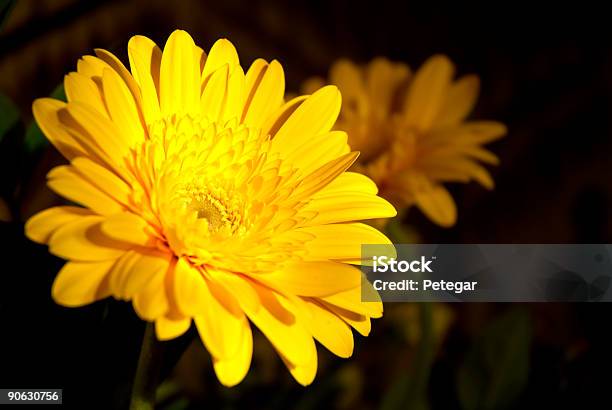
[380,302,435,410]
[413,302,434,393]
[130,322,163,410]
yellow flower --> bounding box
[25,30,396,386]
[304,56,507,227]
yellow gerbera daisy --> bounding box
[304,56,507,227]
[25,30,396,386]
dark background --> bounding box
[1,1,611,409]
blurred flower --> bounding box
[25,30,396,386]
[304,56,506,227]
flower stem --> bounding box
[380,302,435,410]
[130,322,163,410]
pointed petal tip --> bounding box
[215,38,233,46]
[214,364,248,388]
[32,97,63,112]
[316,84,341,97]
[427,53,452,65]
[170,28,190,36]
[127,34,154,49]
[210,38,238,54]
[24,218,39,244]
[418,54,456,79]
[165,29,196,47]
[310,84,342,118]
[31,97,45,113]
[374,196,398,219]
[438,215,457,228]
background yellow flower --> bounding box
[24,30,396,387]
[304,56,507,227]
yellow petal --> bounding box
[242,60,285,130]
[433,121,507,145]
[32,98,86,160]
[201,38,239,81]
[47,165,124,216]
[301,222,392,263]
[25,206,94,244]
[60,102,131,176]
[242,58,267,112]
[461,147,500,165]
[102,67,144,145]
[329,59,365,103]
[445,159,495,189]
[300,298,354,358]
[320,285,383,319]
[76,55,107,79]
[263,95,307,138]
[318,172,378,196]
[280,351,317,386]
[435,74,480,127]
[366,58,411,115]
[178,260,245,359]
[48,215,128,261]
[52,260,115,307]
[240,279,316,366]
[128,35,162,124]
[303,192,396,226]
[200,64,228,122]
[173,258,207,315]
[109,249,170,300]
[403,54,454,132]
[271,86,341,155]
[64,72,108,116]
[94,48,143,108]
[194,306,247,361]
[71,157,131,207]
[100,212,154,246]
[413,182,457,227]
[220,65,245,123]
[160,30,201,116]
[292,152,359,200]
[133,258,171,320]
[281,131,350,175]
[323,302,372,336]
[260,261,362,297]
[212,320,253,387]
[426,145,499,166]
[155,316,191,341]
[211,270,261,314]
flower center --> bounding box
[175,181,246,235]
[187,191,229,231]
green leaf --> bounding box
[457,308,531,410]
[0,0,16,31]
[0,93,19,142]
[23,84,65,154]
